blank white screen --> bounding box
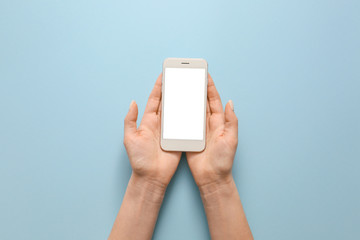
[163,68,206,140]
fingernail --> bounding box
[229,100,234,111]
[129,100,135,110]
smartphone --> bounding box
[160,58,208,152]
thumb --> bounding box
[124,100,138,136]
[224,100,238,144]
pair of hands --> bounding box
[123,74,238,192]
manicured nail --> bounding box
[229,100,234,111]
[129,100,135,110]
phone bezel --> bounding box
[160,58,208,152]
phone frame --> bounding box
[160,58,208,152]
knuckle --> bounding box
[123,138,128,146]
[234,116,238,124]
[123,135,131,146]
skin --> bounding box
[187,75,253,240]
[109,74,253,240]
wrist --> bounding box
[196,172,233,193]
[198,175,237,206]
[127,173,167,205]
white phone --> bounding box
[160,58,208,152]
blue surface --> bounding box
[1,1,359,239]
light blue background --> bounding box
[1,0,359,239]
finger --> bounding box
[224,100,238,141]
[206,99,210,115]
[157,99,162,115]
[206,100,210,136]
[124,100,138,136]
[144,74,162,114]
[207,74,223,114]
